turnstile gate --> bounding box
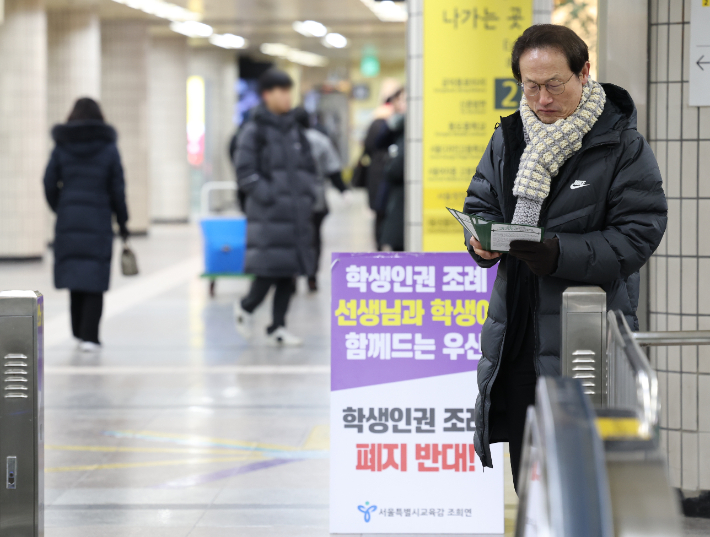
[528,286,683,536]
[0,291,44,536]
[561,286,607,406]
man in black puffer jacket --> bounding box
[463,25,667,491]
[233,69,317,346]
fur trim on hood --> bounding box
[52,120,117,144]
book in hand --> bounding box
[446,207,544,253]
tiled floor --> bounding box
[0,190,707,535]
[38,192,361,537]
[685,517,710,536]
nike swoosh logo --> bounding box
[570,183,589,189]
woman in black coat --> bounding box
[374,89,407,252]
[43,98,129,352]
[377,113,405,252]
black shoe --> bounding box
[682,491,710,518]
[308,276,318,292]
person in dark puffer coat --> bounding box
[375,89,407,252]
[462,25,667,492]
[43,98,129,353]
[232,69,317,346]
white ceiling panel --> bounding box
[44,0,406,64]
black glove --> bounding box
[119,226,130,242]
[508,238,560,277]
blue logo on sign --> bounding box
[358,501,377,522]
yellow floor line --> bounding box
[47,425,332,474]
[113,430,302,452]
[302,425,330,451]
[47,455,262,473]
[46,444,253,455]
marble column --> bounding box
[148,34,189,222]
[46,7,101,243]
[404,0,423,251]
[0,0,47,258]
[101,20,150,233]
[47,7,101,127]
[532,0,553,25]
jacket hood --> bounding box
[599,83,637,131]
[52,121,117,157]
[52,120,117,144]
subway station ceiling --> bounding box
[45,0,407,64]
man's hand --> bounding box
[470,236,502,261]
[508,238,560,276]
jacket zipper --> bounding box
[531,278,542,377]
[532,139,617,373]
[477,120,614,467]
[477,118,519,469]
[479,325,507,468]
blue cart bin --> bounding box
[200,216,247,275]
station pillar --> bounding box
[148,35,190,222]
[0,0,47,259]
[101,20,151,234]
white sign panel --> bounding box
[690,0,710,106]
[330,253,505,534]
[330,373,505,534]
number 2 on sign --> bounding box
[494,78,522,110]
[500,81,518,108]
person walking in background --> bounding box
[43,97,129,353]
[293,107,348,292]
[375,89,407,252]
[359,80,403,250]
[232,69,317,346]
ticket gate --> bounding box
[516,288,683,536]
[0,291,44,536]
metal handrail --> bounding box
[550,297,681,534]
[633,330,710,346]
[200,181,239,216]
[515,377,614,537]
[607,310,659,439]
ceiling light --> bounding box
[323,32,347,49]
[292,21,312,37]
[260,43,292,57]
[305,20,327,37]
[209,34,247,49]
[260,43,328,67]
[170,20,213,38]
[359,0,407,22]
[111,0,200,22]
[292,20,328,38]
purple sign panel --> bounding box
[331,252,498,391]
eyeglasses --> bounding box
[518,73,577,97]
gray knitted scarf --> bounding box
[511,79,606,226]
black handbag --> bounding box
[350,151,371,188]
[121,241,139,276]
